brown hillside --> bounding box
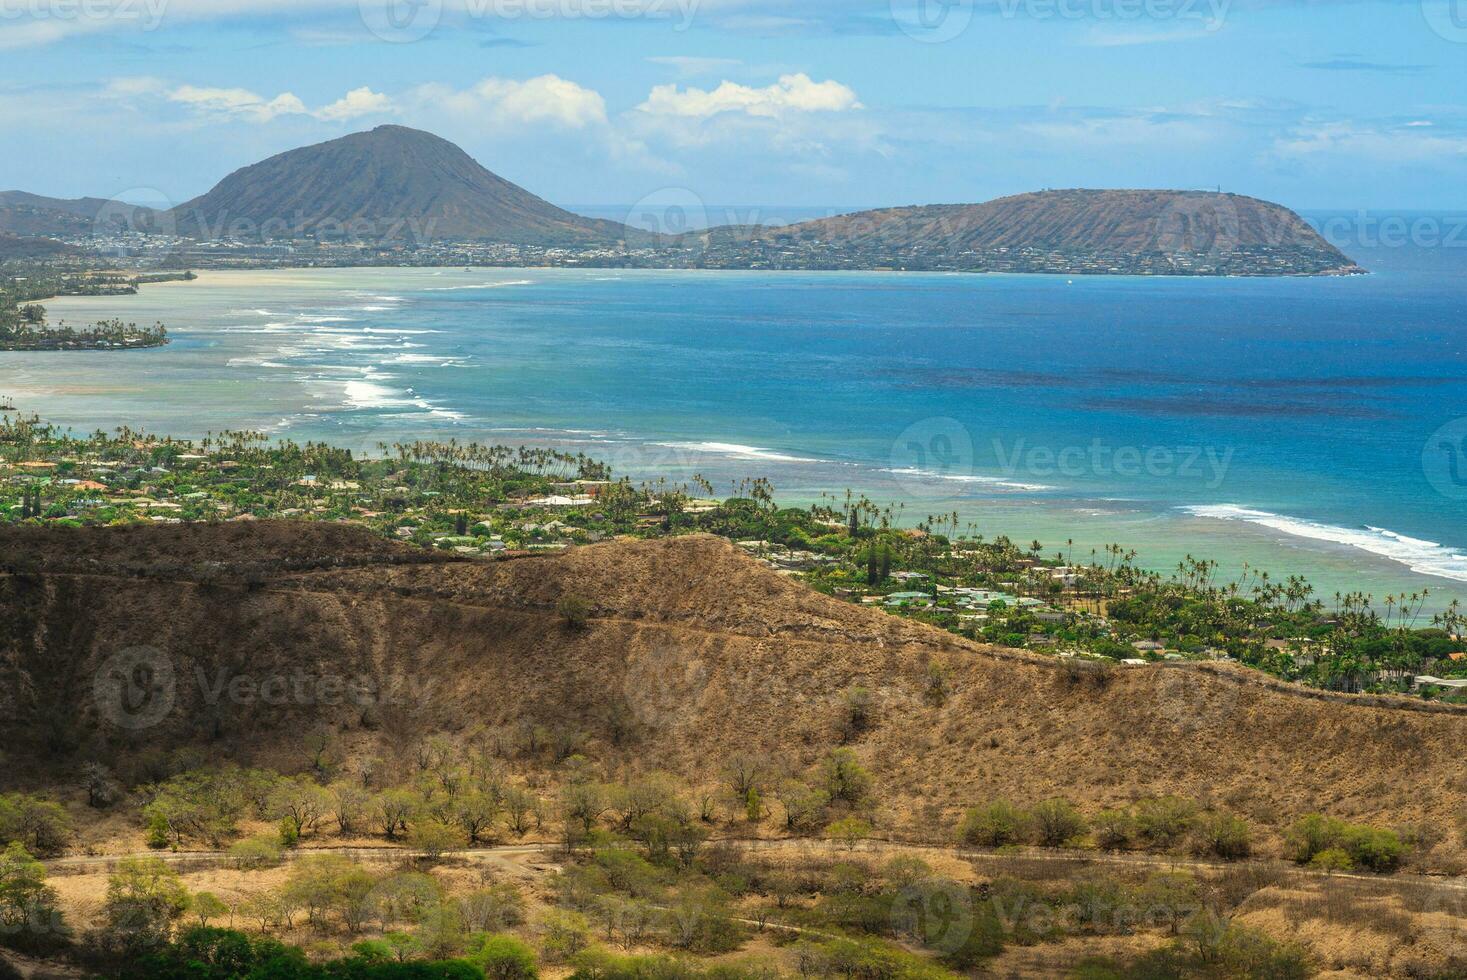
[1,523,1460,834]
[168,125,628,244]
[753,189,1360,274]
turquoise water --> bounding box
[9,245,1467,607]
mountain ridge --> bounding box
[0,128,1361,273]
[169,125,629,245]
[0,522,1456,830]
[722,188,1361,275]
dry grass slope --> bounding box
[1,523,1461,834]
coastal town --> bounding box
[27,225,1353,277]
[3,406,1462,701]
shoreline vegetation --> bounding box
[3,408,1463,980]
[1,409,1462,702]
[0,269,190,351]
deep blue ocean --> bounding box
[14,221,1467,607]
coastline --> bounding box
[17,264,1466,609]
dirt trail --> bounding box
[44,836,1467,896]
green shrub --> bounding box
[1285,813,1343,864]
[1287,814,1405,873]
[957,801,1026,848]
[1133,797,1197,851]
[1341,825,1406,873]
[1190,813,1252,861]
[1091,809,1133,851]
[468,933,538,980]
[540,909,592,964]
[1213,922,1310,979]
[1309,848,1353,873]
[227,835,285,871]
[798,936,959,980]
[1029,799,1086,848]
[826,816,872,850]
[557,595,592,630]
[0,795,72,857]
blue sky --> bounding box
[2,0,1464,213]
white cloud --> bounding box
[472,75,609,128]
[116,81,392,124]
[637,73,862,119]
[646,56,744,78]
[105,76,168,98]
[1272,120,1467,163]
[0,17,97,49]
[168,85,309,123]
[418,75,609,130]
[316,86,394,121]
[1019,112,1218,148]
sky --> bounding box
[1,0,1465,216]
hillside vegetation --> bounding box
[2,523,1461,837]
[747,190,1361,275]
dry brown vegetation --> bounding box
[2,522,1464,845]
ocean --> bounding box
[8,231,1467,608]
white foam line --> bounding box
[1183,504,1467,583]
[880,467,1054,492]
[655,441,827,464]
[422,280,534,291]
